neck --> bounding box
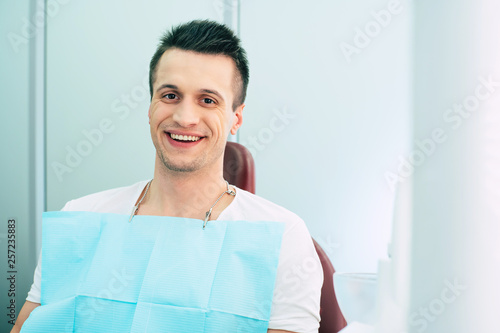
[137,157,234,220]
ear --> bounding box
[230,103,244,135]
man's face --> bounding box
[148,48,243,174]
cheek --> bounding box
[149,104,168,125]
[223,110,234,128]
[222,115,233,134]
[209,111,229,133]
[148,105,157,122]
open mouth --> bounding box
[167,132,204,142]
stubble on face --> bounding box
[155,138,225,174]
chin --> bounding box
[161,156,204,173]
[166,164,200,173]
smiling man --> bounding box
[13,20,322,333]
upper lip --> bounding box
[165,130,206,137]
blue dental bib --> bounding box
[21,211,284,333]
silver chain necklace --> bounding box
[128,179,236,229]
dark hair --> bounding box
[149,20,249,109]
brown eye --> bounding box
[164,93,177,99]
[203,98,215,104]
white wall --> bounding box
[239,0,412,272]
[410,1,500,332]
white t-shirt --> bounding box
[27,180,322,333]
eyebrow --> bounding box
[199,89,224,102]
[156,84,178,93]
[156,84,225,102]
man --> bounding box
[12,20,322,333]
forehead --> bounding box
[155,48,236,95]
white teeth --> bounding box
[170,133,201,142]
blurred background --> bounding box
[1,0,499,332]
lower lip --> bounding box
[165,133,204,148]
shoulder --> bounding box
[62,180,149,214]
[222,187,312,245]
[226,189,322,331]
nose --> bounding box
[172,100,200,127]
